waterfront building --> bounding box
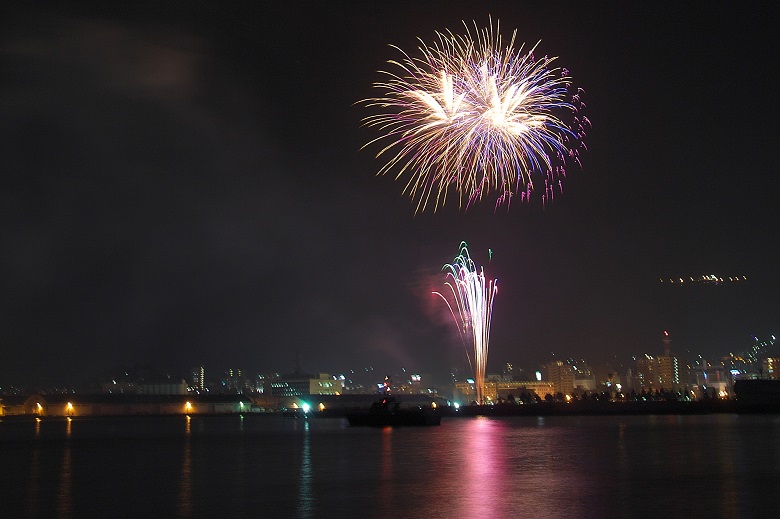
[542,361,575,396]
[392,373,437,396]
[138,378,189,395]
[453,380,495,403]
[101,376,189,395]
[657,331,687,392]
[691,364,730,398]
[634,332,688,393]
[309,373,343,395]
[453,380,554,404]
[634,355,656,391]
[496,381,555,400]
[636,355,686,393]
[224,368,249,393]
[567,359,597,391]
[656,355,681,391]
[265,372,343,397]
[573,374,597,392]
[763,358,780,380]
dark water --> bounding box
[2,413,779,518]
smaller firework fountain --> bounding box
[434,242,498,404]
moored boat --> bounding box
[346,397,441,427]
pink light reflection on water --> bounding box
[419,416,594,519]
[460,416,508,517]
[377,426,395,517]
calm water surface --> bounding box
[2,413,779,518]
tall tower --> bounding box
[657,331,684,392]
[662,330,672,356]
[193,365,205,392]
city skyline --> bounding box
[2,2,778,388]
[5,327,775,395]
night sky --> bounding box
[2,1,778,388]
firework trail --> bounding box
[362,19,588,213]
[434,242,498,404]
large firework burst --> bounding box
[362,20,588,213]
[433,242,498,404]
